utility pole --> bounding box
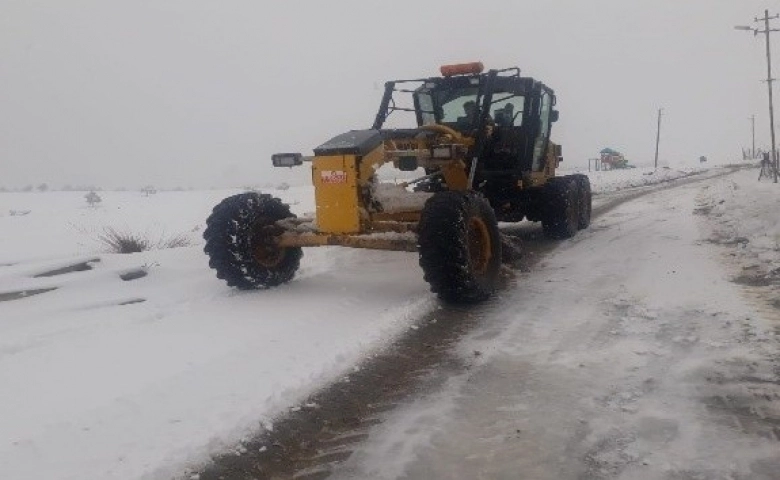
[763,10,779,182]
[736,10,780,183]
[654,108,663,169]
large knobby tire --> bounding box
[203,192,302,290]
[418,191,502,303]
[573,173,592,229]
[542,176,580,239]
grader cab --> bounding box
[203,63,591,303]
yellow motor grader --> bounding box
[203,63,591,303]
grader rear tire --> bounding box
[203,192,302,290]
[418,191,501,303]
[572,174,592,229]
[542,176,580,239]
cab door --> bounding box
[531,91,553,172]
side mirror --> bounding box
[554,144,563,162]
[550,110,560,123]
[272,153,303,168]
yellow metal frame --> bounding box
[279,129,559,252]
[305,131,474,238]
[311,155,361,234]
[277,231,417,252]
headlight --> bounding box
[272,153,303,168]
[431,145,454,159]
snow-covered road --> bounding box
[2,165,775,480]
[332,170,780,480]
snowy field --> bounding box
[0,164,766,480]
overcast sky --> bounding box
[1,0,777,188]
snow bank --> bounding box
[579,166,709,195]
[695,168,780,280]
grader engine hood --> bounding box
[313,129,384,157]
[308,128,450,235]
[308,130,383,235]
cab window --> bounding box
[532,92,552,170]
[435,88,479,125]
[490,94,525,127]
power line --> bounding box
[736,9,780,183]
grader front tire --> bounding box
[203,192,302,290]
[418,191,502,303]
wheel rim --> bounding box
[253,243,285,267]
[467,217,492,275]
[251,220,285,268]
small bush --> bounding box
[98,228,150,253]
[85,191,102,207]
[98,227,191,254]
[160,234,190,249]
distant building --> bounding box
[598,148,631,170]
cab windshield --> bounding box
[418,87,525,129]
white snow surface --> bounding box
[332,165,780,479]
[696,171,780,278]
[571,165,709,194]
[0,164,764,480]
[372,182,433,213]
